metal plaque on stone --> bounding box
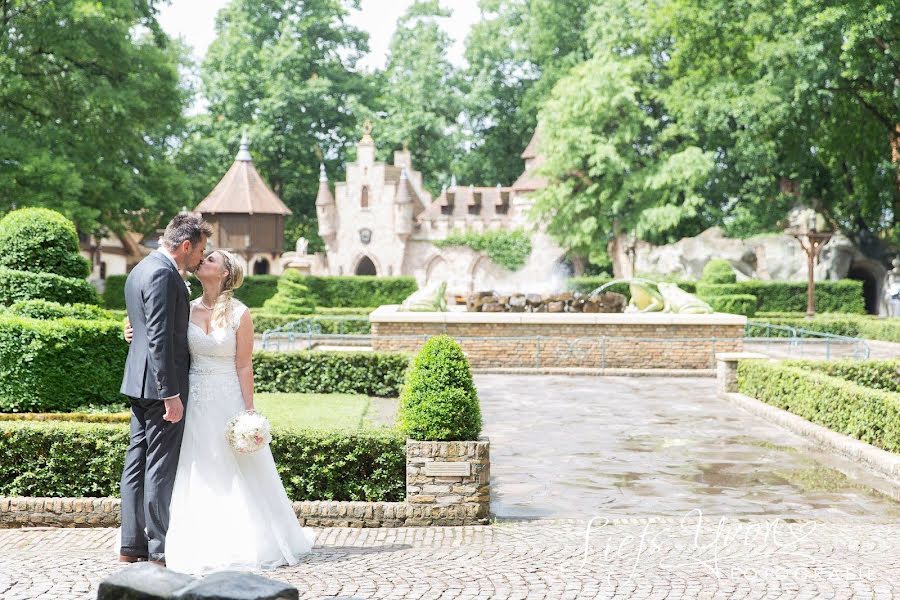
[359,228,372,244]
[423,461,471,477]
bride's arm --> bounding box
[234,309,255,411]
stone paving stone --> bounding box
[1,519,900,599]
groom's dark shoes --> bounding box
[119,554,147,563]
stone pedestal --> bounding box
[716,352,769,395]
[405,438,490,525]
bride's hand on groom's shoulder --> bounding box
[123,317,133,343]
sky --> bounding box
[156,0,483,72]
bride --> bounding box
[126,249,315,573]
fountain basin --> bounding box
[369,305,746,370]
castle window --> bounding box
[469,192,482,216]
[361,185,369,209]
[497,191,510,215]
[442,192,454,216]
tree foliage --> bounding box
[0,0,188,234]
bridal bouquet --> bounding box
[225,410,272,454]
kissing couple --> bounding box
[118,213,315,573]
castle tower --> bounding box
[395,168,414,239]
[315,163,336,243]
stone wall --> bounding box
[371,306,745,370]
[406,439,490,526]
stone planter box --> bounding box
[370,305,746,370]
[0,438,492,529]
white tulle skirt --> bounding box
[164,370,315,574]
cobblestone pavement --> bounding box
[478,375,900,519]
[2,517,900,599]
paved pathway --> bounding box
[2,375,900,599]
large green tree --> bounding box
[175,0,373,249]
[370,0,464,191]
[0,0,188,234]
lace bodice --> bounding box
[187,299,248,375]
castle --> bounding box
[314,123,567,294]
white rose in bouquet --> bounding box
[225,410,272,454]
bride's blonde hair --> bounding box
[210,249,244,329]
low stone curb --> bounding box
[0,498,490,529]
[721,391,900,487]
[473,367,716,377]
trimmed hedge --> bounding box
[251,311,371,335]
[254,351,410,398]
[301,275,418,308]
[102,274,128,309]
[398,335,481,441]
[705,294,757,316]
[750,312,900,343]
[736,360,900,453]
[0,421,405,501]
[0,412,130,423]
[8,299,114,321]
[786,359,900,393]
[0,266,99,306]
[568,276,697,297]
[314,306,377,316]
[262,270,316,314]
[697,280,864,314]
[701,259,737,284]
[0,207,90,278]
[105,274,280,310]
[0,315,128,412]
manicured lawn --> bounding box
[255,393,397,431]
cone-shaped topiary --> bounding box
[398,335,481,441]
[700,259,737,284]
[262,270,316,314]
[0,208,90,278]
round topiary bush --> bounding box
[0,208,90,278]
[398,335,481,441]
[262,270,315,315]
[706,293,757,316]
[0,266,99,305]
[701,259,737,284]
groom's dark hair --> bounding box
[161,213,212,251]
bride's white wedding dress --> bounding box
[164,299,315,574]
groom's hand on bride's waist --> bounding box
[163,395,183,423]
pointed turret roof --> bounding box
[395,168,413,205]
[315,163,335,206]
[520,128,541,159]
[195,133,292,216]
[513,128,548,192]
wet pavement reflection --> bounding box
[477,374,900,520]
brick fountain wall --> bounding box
[370,306,746,370]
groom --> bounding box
[119,213,211,565]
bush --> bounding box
[705,294,757,316]
[300,275,418,308]
[254,351,410,398]
[0,266,99,306]
[434,229,532,271]
[102,274,128,309]
[0,207,90,278]
[697,280,864,314]
[262,270,316,314]
[398,335,481,441]
[0,315,127,412]
[8,299,114,321]
[0,412,129,423]
[0,421,405,501]
[785,359,900,393]
[701,259,737,284]
[314,306,377,316]
[736,360,900,453]
[251,311,371,335]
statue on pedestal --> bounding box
[295,237,308,256]
[883,257,900,317]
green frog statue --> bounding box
[592,278,713,314]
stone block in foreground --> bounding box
[96,564,298,600]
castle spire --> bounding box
[235,129,252,162]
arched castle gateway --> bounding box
[315,124,567,295]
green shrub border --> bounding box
[736,360,900,453]
[0,421,405,501]
[698,280,864,314]
[750,312,900,343]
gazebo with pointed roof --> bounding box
[194,132,292,274]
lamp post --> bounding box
[787,210,832,318]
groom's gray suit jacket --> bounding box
[120,251,191,402]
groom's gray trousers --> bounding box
[119,251,191,561]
